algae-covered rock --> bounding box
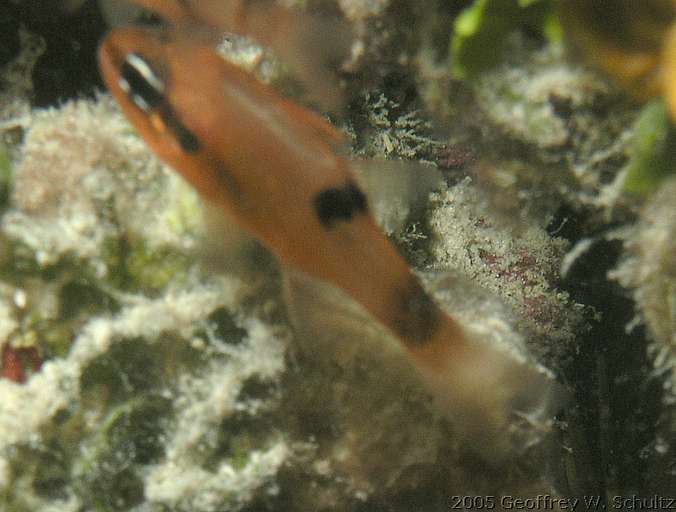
[0,280,289,512]
[607,177,676,495]
[428,177,585,371]
[623,100,676,195]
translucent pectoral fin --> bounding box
[200,200,272,278]
[283,267,386,359]
[415,334,566,457]
[350,159,444,235]
[284,265,565,458]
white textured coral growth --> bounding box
[610,178,676,367]
[146,312,287,511]
[0,279,289,511]
[3,95,201,268]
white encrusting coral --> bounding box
[0,282,262,447]
[3,95,202,268]
[144,306,288,510]
[473,39,613,150]
[0,279,289,511]
[146,439,289,512]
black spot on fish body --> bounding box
[392,276,441,345]
[210,159,241,200]
[314,181,368,228]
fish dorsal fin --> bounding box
[127,0,352,112]
[276,97,346,151]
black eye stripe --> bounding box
[162,109,201,153]
[314,181,368,229]
[119,52,201,154]
[119,53,166,112]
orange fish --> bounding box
[99,0,555,441]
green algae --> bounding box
[0,239,42,282]
[624,100,676,195]
[206,412,277,472]
[0,237,124,360]
[451,0,560,79]
[80,337,166,404]
[72,396,172,511]
[125,239,192,292]
[0,143,12,208]
[100,235,193,293]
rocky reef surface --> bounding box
[0,1,673,510]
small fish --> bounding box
[99,24,464,375]
[99,1,556,443]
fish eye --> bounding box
[119,52,166,112]
[116,50,201,153]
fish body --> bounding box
[99,24,466,368]
[99,2,557,444]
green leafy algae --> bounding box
[101,236,192,292]
[451,0,561,78]
[0,143,12,208]
[624,100,676,195]
[73,396,172,511]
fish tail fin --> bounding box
[407,315,564,455]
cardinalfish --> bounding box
[98,0,554,439]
